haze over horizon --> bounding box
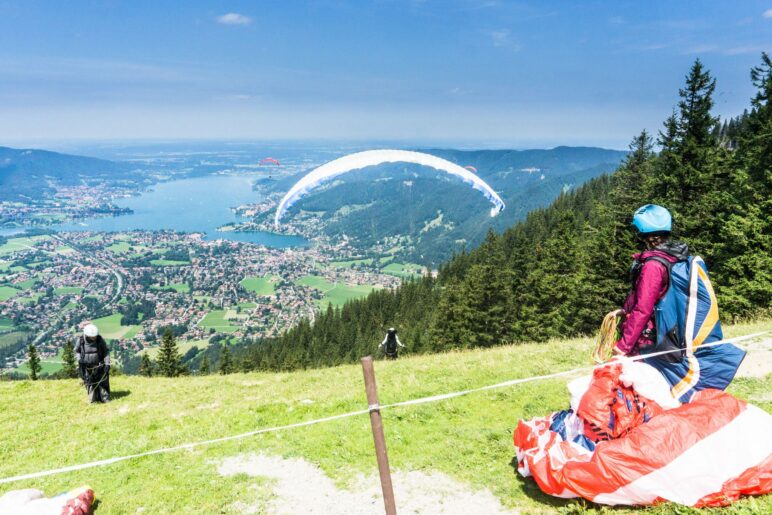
[1,0,771,149]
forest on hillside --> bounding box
[233,56,771,372]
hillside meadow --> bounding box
[0,321,769,514]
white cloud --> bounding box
[217,13,252,26]
[490,29,521,52]
[724,45,771,55]
[763,9,772,18]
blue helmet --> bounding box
[632,204,672,234]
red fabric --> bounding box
[514,390,772,506]
[695,453,772,507]
[576,363,664,441]
[616,250,679,354]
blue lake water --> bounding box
[53,174,308,248]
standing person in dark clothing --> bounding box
[379,328,405,360]
[75,324,111,403]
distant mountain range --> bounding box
[268,146,628,264]
[0,146,141,200]
[0,144,627,265]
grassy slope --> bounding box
[0,321,769,514]
[296,275,377,308]
[240,276,277,296]
[91,314,141,340]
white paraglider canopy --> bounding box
[274,149,505,227]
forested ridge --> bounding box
[235,57,771,372]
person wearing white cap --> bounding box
[75,323,111,403]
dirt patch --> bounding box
[735,338,771,379]
[218,454,518,514]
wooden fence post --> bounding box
[361,356,397,515]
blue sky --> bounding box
[1,0,770,148]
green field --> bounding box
[0,236,49,256]
[296,275,377,308]
[150,259,189,267]
[152,283,190,293]
[0,261,10,272]
[0,316,14,330]
[16,358,64,377]
[381,262,424,278]
[329,258,374,268]
[91,313,141,340]
[106,241,132,254]
[14,277,39,290]
[0,330,28,350]
[0,286,20,301]
[54,286,84,296]
[237,302,256,310]
[239,276,278,296]
[198,310,240,333]
[17,293,43,305]
[141,338,210,359]
[0,321,768,513]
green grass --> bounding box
[0,331,28,350]
[150,259,189,267]
[381,262,424,278]
[0,261,10,272]
[16,358,64,377]
[0,316,14,330]
[54,286,84,296]
[329,258,374,268]
[239,276,278,296]
[198,310,240,333]
[0,236,48,256]
[14,277,39,290]
[152,283,190,293]
[0,321,768,513]
[0,286,20,301]
[237,302,257,310]
[106,241,132,254]
[91,313,141,341]
[296,275,377,308]
[16,293,42,305]
[141,338,210,359]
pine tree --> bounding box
[219,344,232,375]
[139,353,153,377]
[200,355,210,375]
[61,340,78,379]
[27,344,41,381]
[156,329,181,377]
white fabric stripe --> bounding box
[592,405,772,506]
[684,256,701,347]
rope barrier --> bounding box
[0,330,768,485]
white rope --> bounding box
[0,330,768,484]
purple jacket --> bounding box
[615,243,689,354]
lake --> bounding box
[53,174,308,248]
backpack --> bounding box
[640,255,745,402]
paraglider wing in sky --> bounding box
[260,157,281,166]
[274,149,505,227]
[464,165,478,173]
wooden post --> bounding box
[361,356,397,515]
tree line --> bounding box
[231,56,771,372]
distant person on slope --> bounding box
[379,328,405,360]
[76,323,111,403]
[612,205,690,356]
